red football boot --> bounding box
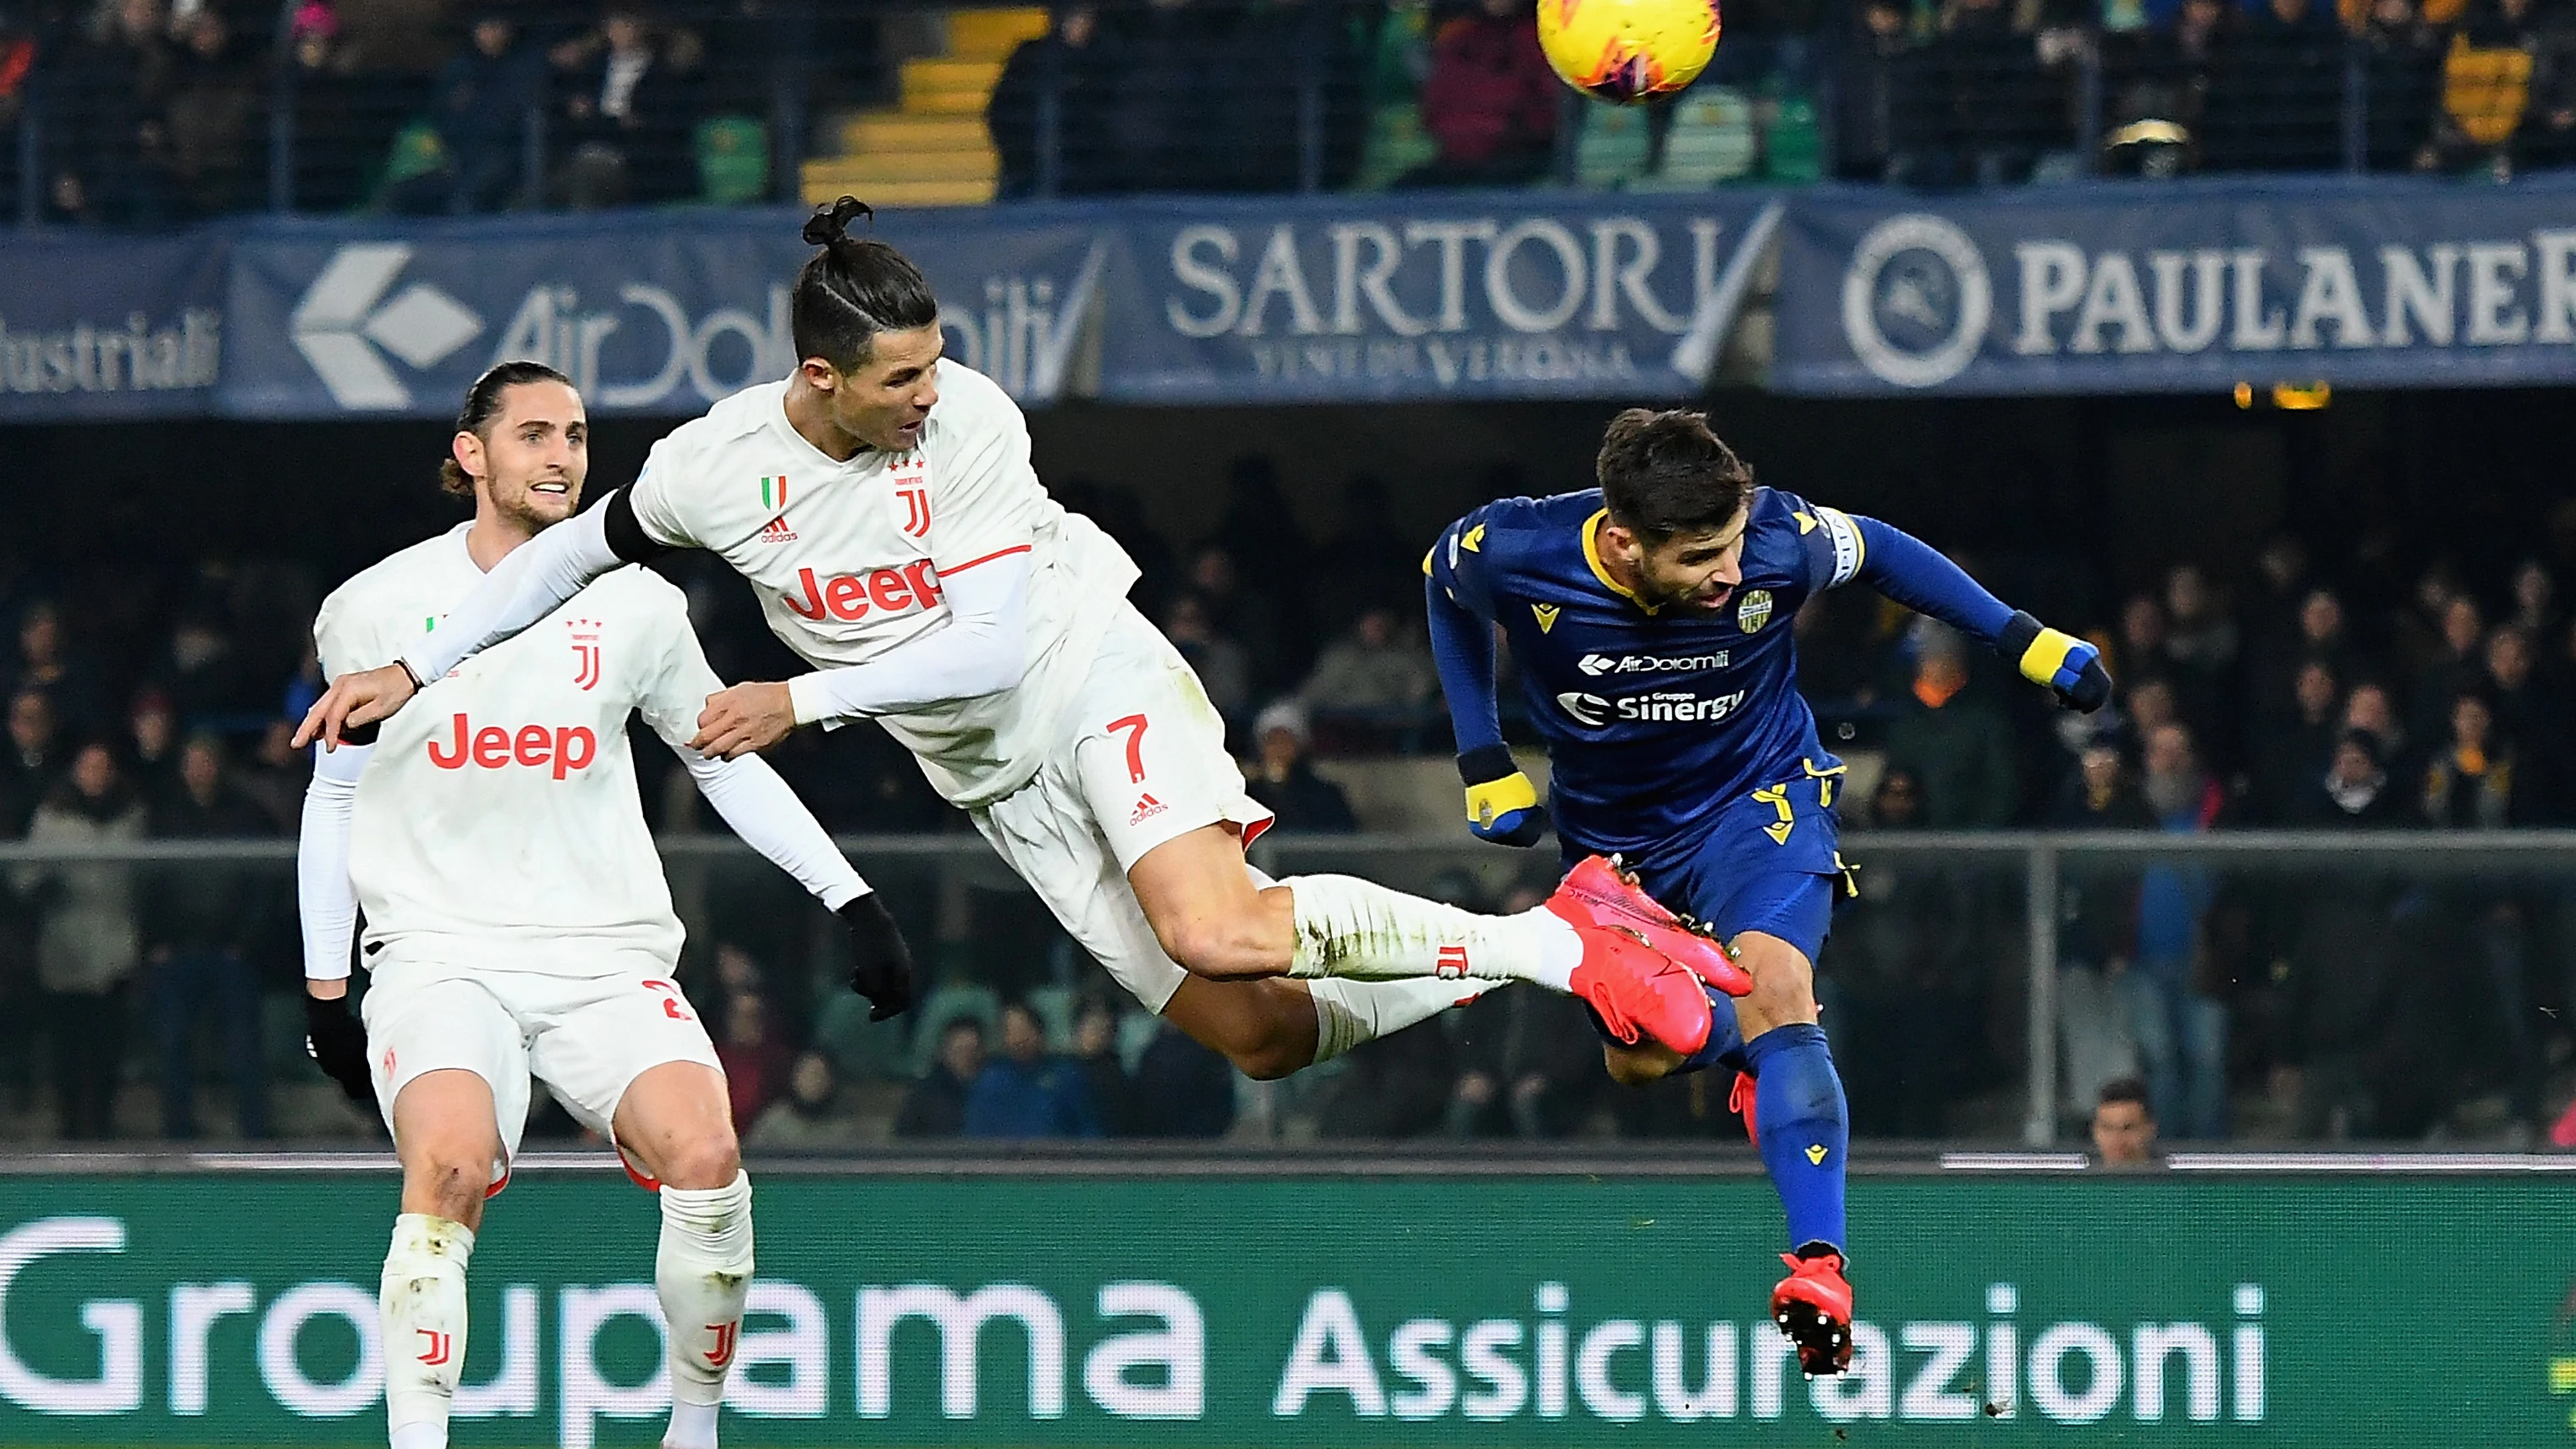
[1547,856,1755,998]
[1558,924,1715,1055]
[1771,1251,1855,1377]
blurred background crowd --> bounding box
[6,0,2576,226]
[4,453,2576,1153]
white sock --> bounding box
[1308,977,1504,1064]
[1284,874,1582,990]
[659,1171,755,1449]
[381,1214,472,1449]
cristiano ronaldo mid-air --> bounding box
[1426,408,2111,1375]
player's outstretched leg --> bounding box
[382,1071,504,1449]
[615,1063,753,1449]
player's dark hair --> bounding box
[794,197,939,372]
[2097,1077,2152,1114]
[440,360,575,499]
[1595,408,1756,543]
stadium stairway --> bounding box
[801,8,1047,208]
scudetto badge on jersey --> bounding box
[759,475,788,510]
[1737,588,1774,634]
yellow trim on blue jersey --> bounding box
[2016,626,2085,690]
[1581,510,1660,614]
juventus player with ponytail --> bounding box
[300,199,1747,1087]
[299,361,912,1449]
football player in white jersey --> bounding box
[300,200,1753,1087]
[297,361,915,1449]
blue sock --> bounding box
[1672,983,1747,1075]
[1742,1022,1848,1257]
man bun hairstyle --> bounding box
[440,359,575,498]
[1595,407,1757,542]
[794,196,940,372]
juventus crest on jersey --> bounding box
[312,525,729,972]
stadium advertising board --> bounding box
[0,231,224,421]
[218,212,1107,418]
[1094,194,1781,403]
[1775,174,2576,396]
[0,1170,2556,1446]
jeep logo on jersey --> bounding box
[1557,689,1749,727]
[782,564,944,624]
[1578,650,1729,676]
[426,715,600,780]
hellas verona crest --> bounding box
[1736,588,1774,634]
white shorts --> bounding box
[972,604,1273,1014]
[361,950,722,1192]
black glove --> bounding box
[838,892,916,1021]
[1459,743,1549,847]
[304,992,375,1109]
[1997,609,2113,713]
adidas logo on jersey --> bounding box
[1130,793,1167,825]
[759,515,797,544]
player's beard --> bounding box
[495,477,577,537]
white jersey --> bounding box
[627,362,1138,807]
[314,524,722,973]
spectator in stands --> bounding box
[58,0,176,226]
[2294,587,2358,686]
[2338,680,2410,784]
[2425,0,2540,177]
[2249,658,2340,822]
[1071,994,1132,1134]
[2129,719,2227,1139]
[2484,625,2562,818]
[1828,764,1990,1135]
[146,735,272,1139]
[1836,0,1919,179]
[160,612,251,727]
[282,0,374,212]
[2090,1077,2160,1166]
[1448,882,1609,1138]
[2048,741,2149,1116]
[1882,625,2017,827]
[894,1014,985,1138]
[990,3,1121,197]
[16,741,146,1139]
[2203,0,2346,170]
[237,719,310,829]
[1126,1018,1237,1137]
[714,990,794,1129]
[2509,559,2560,639]
[2301,730,2402,824]
[1399,0,1559,187]
[11,603,101,738]
[429,11,546,212]
[125,691,178,807]
[965,998,1102,1138]
[1187,546,1285,693]
[1299,604,1436,736]
[745,1051,866,1151]
[2411,594,2487,737]
[1313,477,1422,629]
[2360,0,2445,169]
[1224,0,1368,190]
[1245,701,1358,831]
[0,689,59,837]
[1103,0,1233,191]
[2422,688,2518,826]
[160,7,253,218]
[557,3,696,208]
[2161,564,2239,762]
[1208,456,1314,676]
[1920,0,2058,185]
[1164,593,1251,731]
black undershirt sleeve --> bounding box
[602,488,678,565]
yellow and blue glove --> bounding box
[1460,743,1548,847]
[1998,609,2112,713]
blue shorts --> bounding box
[1567,769,1850,1071]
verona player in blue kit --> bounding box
[1425,410,2110,1375]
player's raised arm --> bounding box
[1426,511,1548,847]
[1810,504,2112,713]
[637,602,916,1019]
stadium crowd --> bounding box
[3,471,2575,1148]
[5,0,2576,224]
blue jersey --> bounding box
[1427,486,1875,866]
